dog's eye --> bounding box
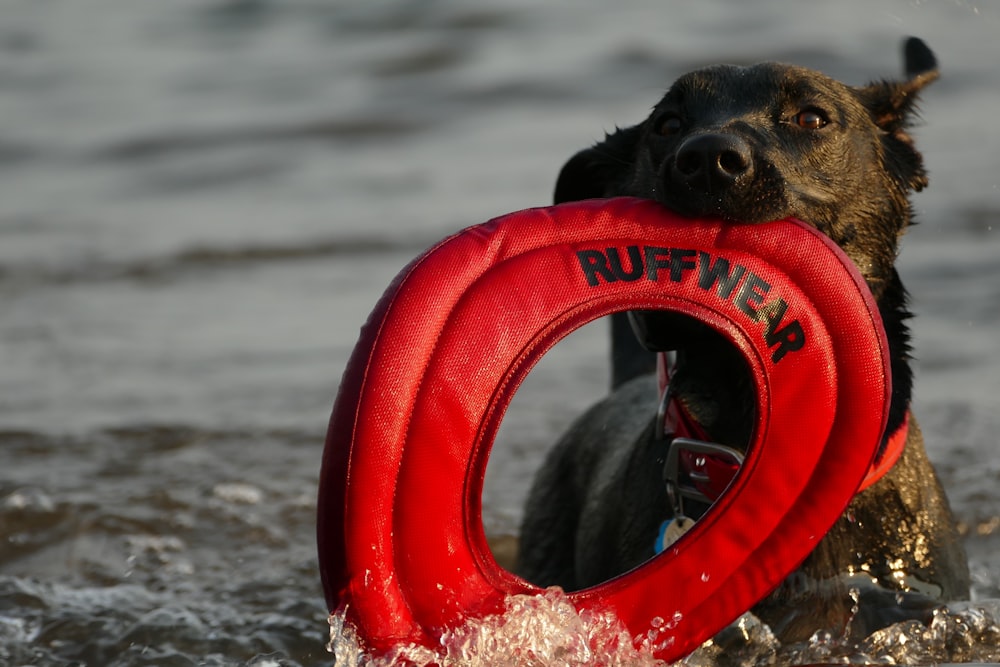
[659,115,683,136]
[792,109,828,130]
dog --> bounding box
[516,37,970,642]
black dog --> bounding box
[517,38,970,641]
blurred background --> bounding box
[1,1,998,664]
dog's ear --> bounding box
[554,125,642,204]
[858,37,939,191]
[860,37,939,136]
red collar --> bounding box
[858,409,908,492]
[656,351,907,504]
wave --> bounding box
[0,235,429,288]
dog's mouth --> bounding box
[654,187,789,225]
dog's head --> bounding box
[558,38,938,451]
[556,37,938,298]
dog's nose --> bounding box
[672,134,753,192]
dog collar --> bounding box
[656,351,908,507]
[859,409,909,492]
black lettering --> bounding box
[668,248,697,282]
[758,298,806,363]
[768,320,806,363]
[579,246,806,362]
[735,272,771,318]
[697,252,747,299]
[577,249,615,286]
[607,245,644,282]
[644,246,671,282]
[757,298,789,336]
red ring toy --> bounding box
[317,197,891,662]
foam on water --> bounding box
[326,588,665,667]
[325,588,1000,666]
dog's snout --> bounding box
[672,134,753,192]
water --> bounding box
[1,1,999,664]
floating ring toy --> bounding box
[317,197,891,662]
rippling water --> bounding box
[2,1,999,665]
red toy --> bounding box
[317,197,892,662]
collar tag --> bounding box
[656,517,696,554]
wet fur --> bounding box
[517,38,969,641]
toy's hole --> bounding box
[484,310,754,589]
[484,318,609,571]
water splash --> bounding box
[327,588,666,666]
[777,600,1000,665]
[327,592,1000,666]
